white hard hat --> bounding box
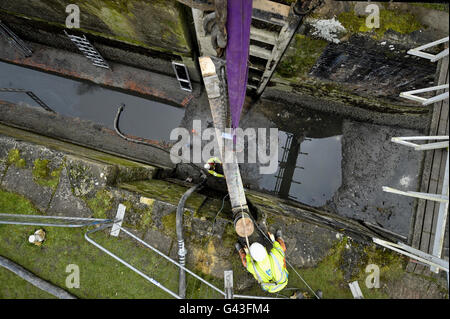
[249,242,268,262]
[204,163,211,170]
[28,235,36,243]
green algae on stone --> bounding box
[0,0,191,56]
[337,9,423,39]
[220,222,237,249]
[86,189,114,219]
[119,180,206,210]
[32,159,62,190]
[161,210,177,237]
[139,198,155,229]
[7,149,26,169]
[411,2,449,12]
[161,209,192,238]
[276,34,328,78]
[79,0,138,40]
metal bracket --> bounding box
[348,281,364,299]
[224,270,234,299]
[110,203,126,237]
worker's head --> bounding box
[28,235,36,243]
[204,163,211,170]
[249,242,268,262]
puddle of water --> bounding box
[238,105,343,207]
[257,131,342,207]
[0,61,185,142]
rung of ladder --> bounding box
[249,44,272,60]
[252,0,290,26]
[64,30,110,69]
[250,27,278,45]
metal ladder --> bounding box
[64,30,110,69]
[247,0,303,96]
[0,88,54,113]
[192,0,303,97]
[0,20,33,57]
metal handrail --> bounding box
[0,212,286,299]
[85,224,227,298]
[0,20,33,57]
[0,213,113,228]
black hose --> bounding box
[0,255,76,299]
[113,104,207,177]
[176,177,206,298]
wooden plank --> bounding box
[250,26,278,45]
[419,117,444,254]
[408,56,448,273]
[255,8,301,96]
[428,58,449,255]
[253,0,290,18]
[249,44,272,60]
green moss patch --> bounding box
[119,180,206,210]
[276,34,328,78]
[0,267,56,299]
[7,149,26,169]
[32,159,62,191]
[337,9,423,39]
[86,189,114,219]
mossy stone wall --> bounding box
[0,0,191,55]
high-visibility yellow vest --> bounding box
[245,241,289,293]
[206,157,224,178]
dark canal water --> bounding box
[0,60,342,207]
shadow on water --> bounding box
[0,61,185,143]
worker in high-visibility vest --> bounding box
[235,230,288,293]
[204,157,224,178]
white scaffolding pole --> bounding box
[407,36,449,62]
[373,238,449,273]
[400,84,449,106]
[391,136,449,151]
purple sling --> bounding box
[226,0,253,130]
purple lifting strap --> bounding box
[226,0,253,130]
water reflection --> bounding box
[0,61,184,142]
